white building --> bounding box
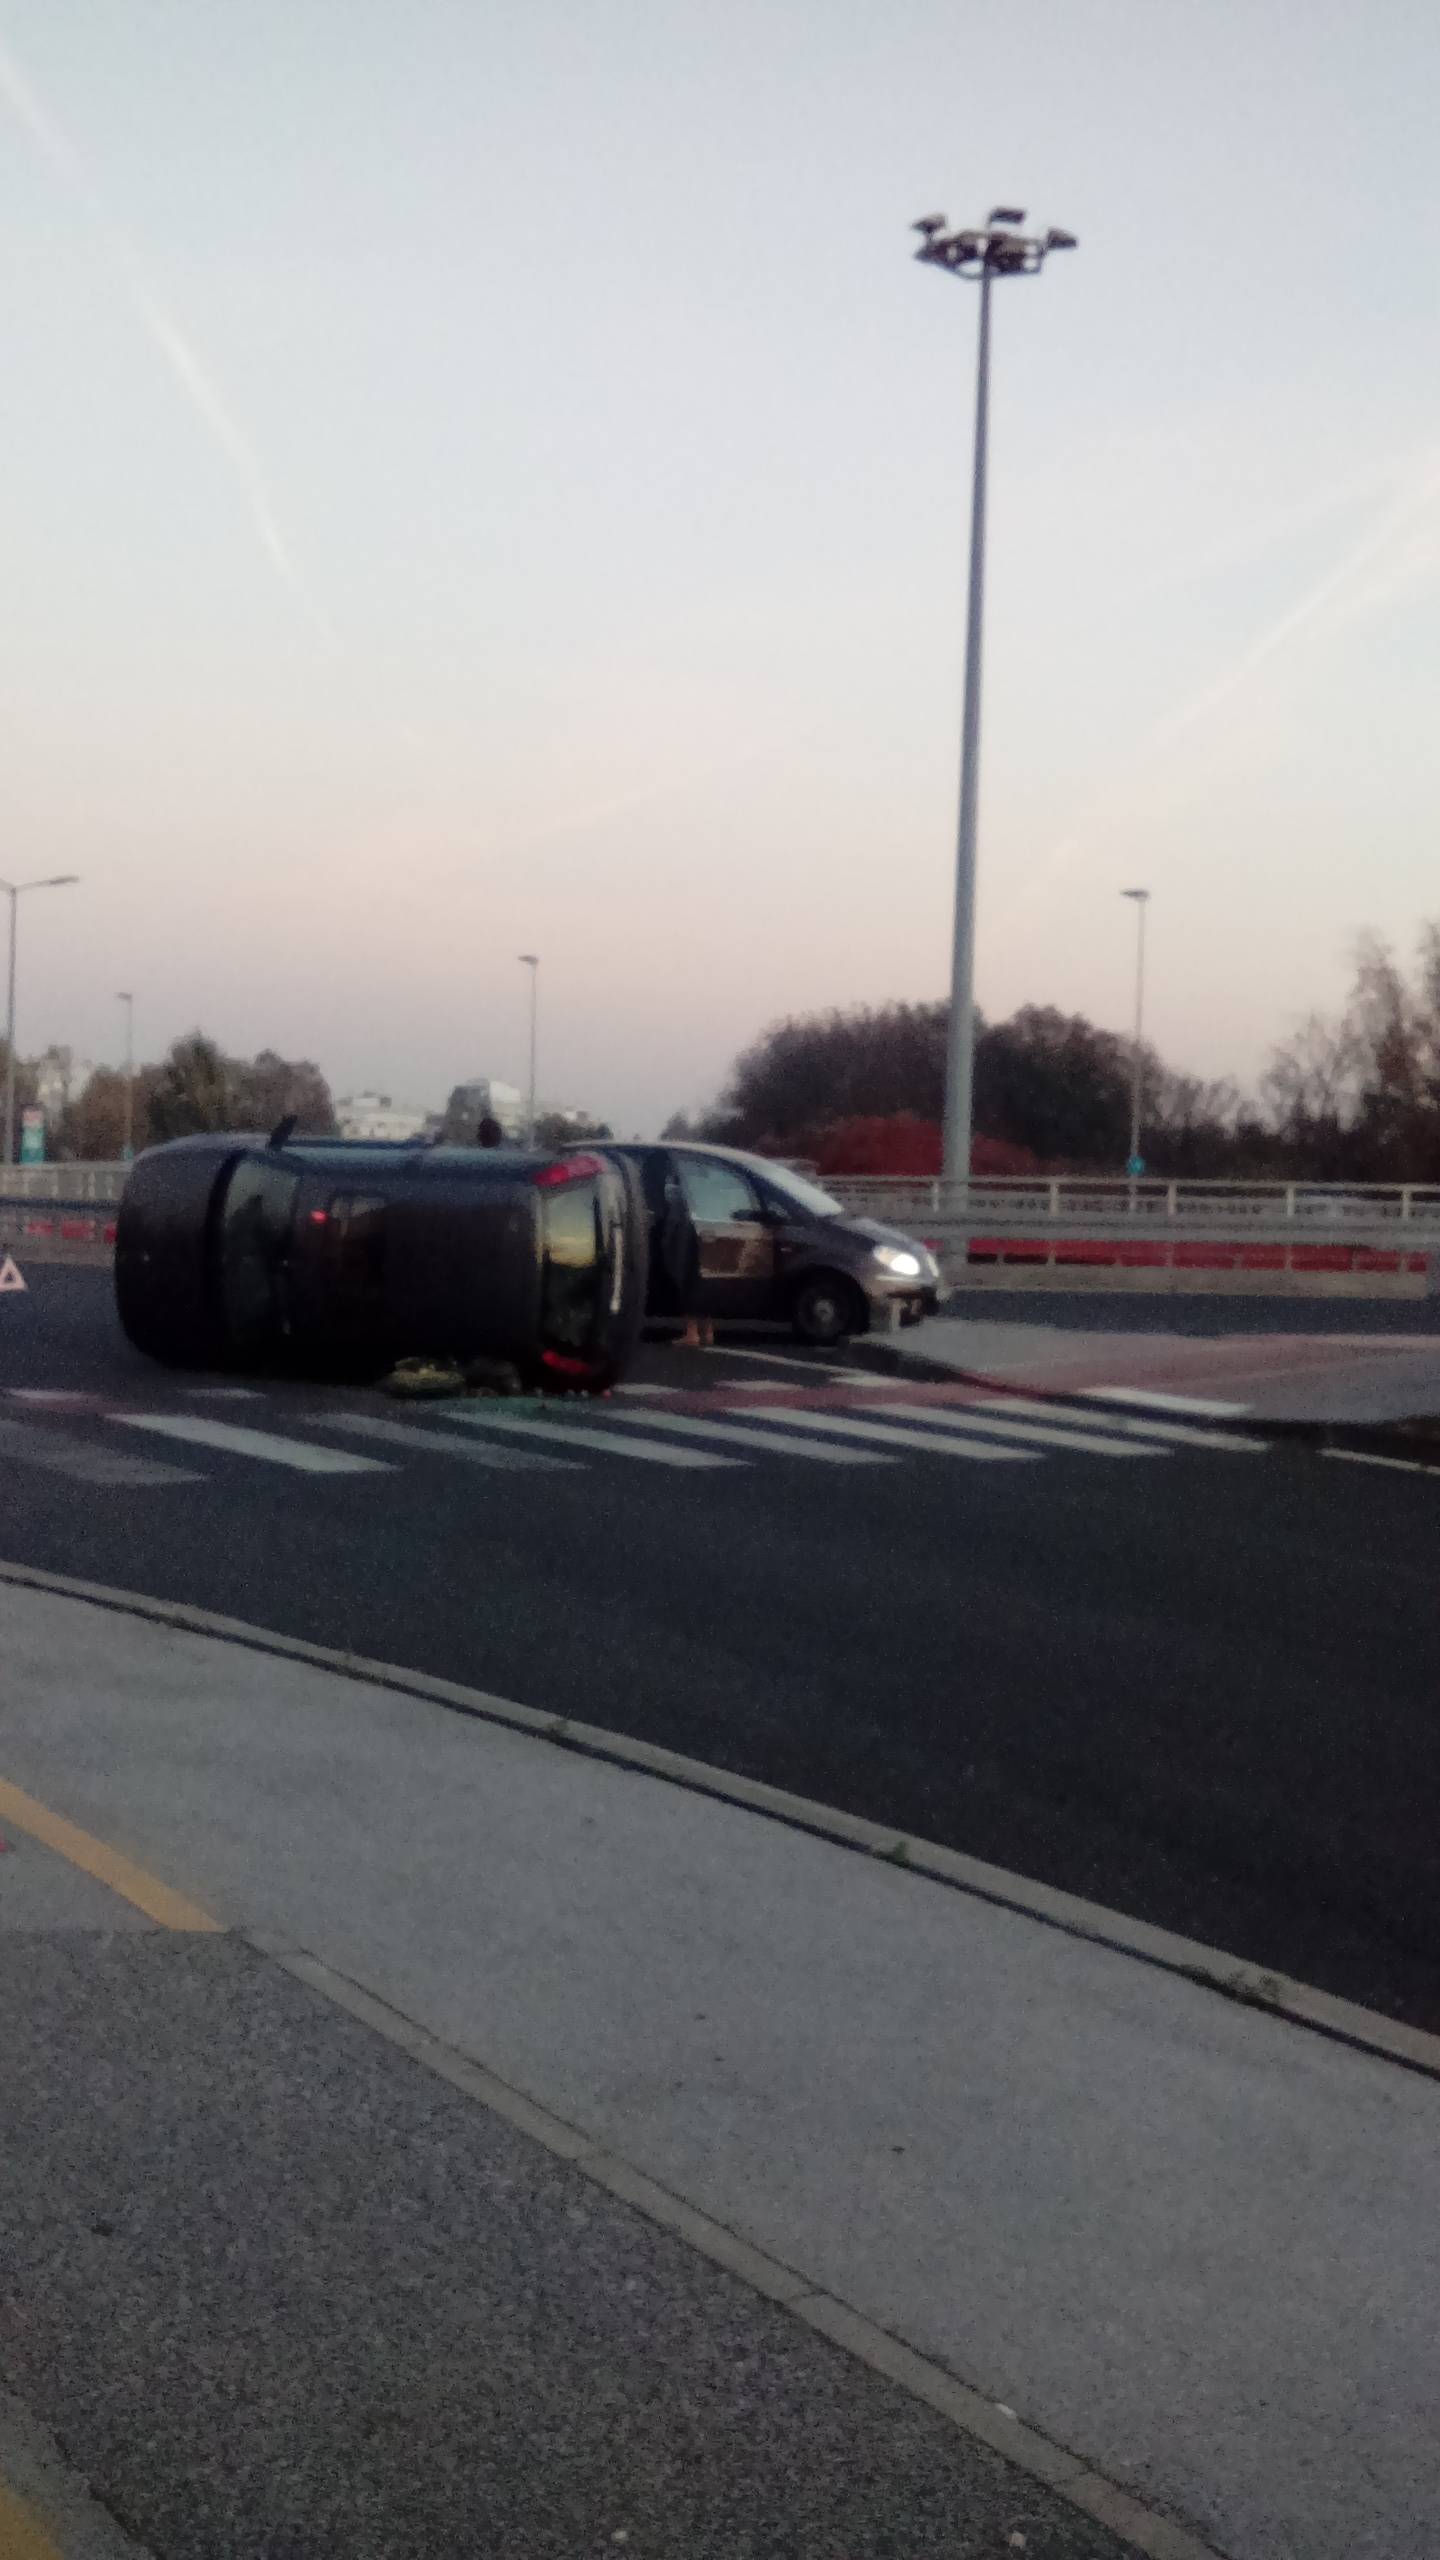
[334,1092,430,1142]
[440,1077,525,1142]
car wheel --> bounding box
[790,1272,866,1347]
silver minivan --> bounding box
[602,1142,943,1346]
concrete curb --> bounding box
[5,1557,1440,2093]
[847,1339,1440,1467]
[0,2385,154,2558]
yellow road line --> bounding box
[0,1776,220,1933]
[0,2476,64,2558]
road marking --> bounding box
[0,2477,63,2560]
[866,1403,1158,1461]
[735,1408,1035,1461]
[312,1411,584,1469]
[712,1348,853,1377]
[0,1414,200,1488]
[601,1408,892,1463]
[192,1385,261,1398]
[6,1388,92,1404]
[1323,1447,1440,1478]
[968,1396,1261,1453]
[1087,1387,1250,1418]
[611,1380,681,1395]
[0,1774,221,1933]
[445,1406,740,1468]
[111,1415,394,1474]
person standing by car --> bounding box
[656,1165,714,1347]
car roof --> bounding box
[605,1141,770,1168]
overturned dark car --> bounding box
[114,1132,648,1390]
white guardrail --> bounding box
[0,1164,129,1203]
[823,1175,1440,1247]
[3,1162,1440,1248]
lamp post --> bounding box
[1,874,80,1166]
[117,991,135,1161]
[1121,888,1150,1178]
[518,953,539,1145]
[913,210,1077,1198]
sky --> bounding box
[1,0,1437,1133]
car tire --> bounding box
[790,1272,866,1347]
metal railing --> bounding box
[0,1163,128,1203]
[824,1174,1440,1243]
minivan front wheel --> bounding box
[790,1272,866,1348]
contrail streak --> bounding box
[0,31,335,643]
[999,448,1440,924]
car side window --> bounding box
[675,1155,764,1223]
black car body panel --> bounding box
[115,1136,648,1387]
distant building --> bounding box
[334,1092,430,1142]
[440,1077,525,1143]
[34,1049,93,1127]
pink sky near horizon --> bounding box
[1,0,1437,1132]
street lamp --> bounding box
[1121,889,1150,1178]
[117,992,135,1161]
[913,209,1077,1196]
[1,874,80,1166]
[518,954,539,1145]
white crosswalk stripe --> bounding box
[111,1414,394,1474]
[864,1403,1157,1460]
[968,1395,1262,1452]
[1088,1387,1250,1418]
[442,1406,740,1469]
[311,1410,583,1470]
[0,1372,1273,1493]
[710,1349,859,1379]
[0,1413,201,1488]
[730,1408,1036,1461]
[600,1409,892,1463]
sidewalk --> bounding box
[4,1575,1440,2558]
[865,1304,1440,1428]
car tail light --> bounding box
[540,1349,594,1378]
[533,1153,604,1188]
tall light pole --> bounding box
[1,874,80,1166]
[117,991,135,1161]
[913,210,1077,1196]
[1121,888,1150,1177]
[518,953,539,1145]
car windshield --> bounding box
[752,1161,844,1219]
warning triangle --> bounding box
[0,1254,27,1293]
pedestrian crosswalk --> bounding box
[0,1369,1280,1501]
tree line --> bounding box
[5,1033,338,1160]
[668,926,1440,1182]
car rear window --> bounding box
[540,1178,603,1353]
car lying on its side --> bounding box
[115,1132,648,1389]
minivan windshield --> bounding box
[752,1161,844,1219]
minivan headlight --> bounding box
[872,1245,922,1279]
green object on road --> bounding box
[382,1357,465,1400]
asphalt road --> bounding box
[3,1268,1440,2030]
[944,1286,1440,1334]
[4,1932,1132,2560]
